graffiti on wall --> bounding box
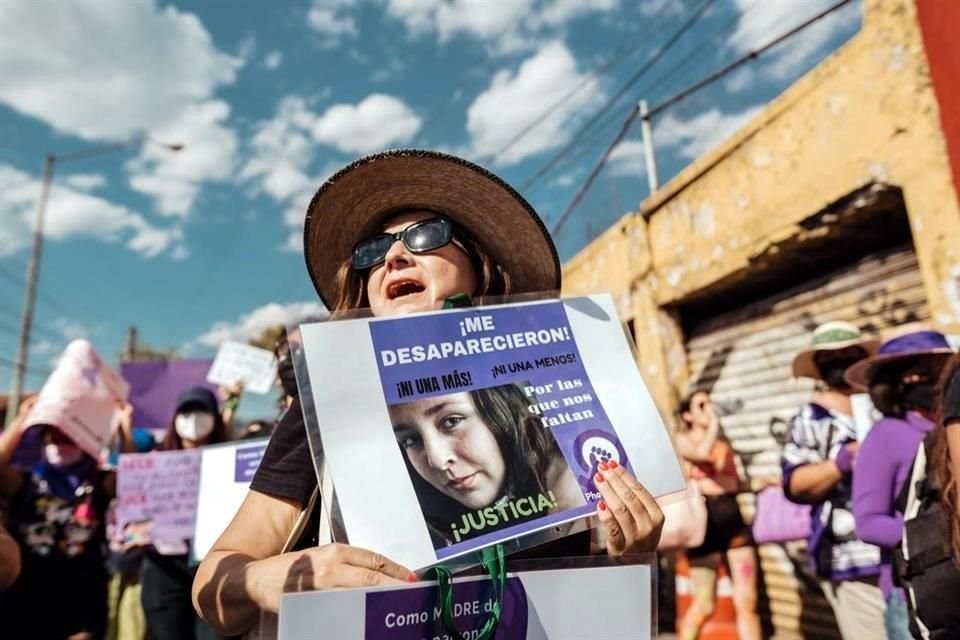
[686,282,925,484]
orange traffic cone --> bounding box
[674,551,738,640]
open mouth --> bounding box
[387,279,425,300]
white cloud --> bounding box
[311,94,421,154]
[264,50,283,70]
[608,140,649,176]
[0,0,240,141]
[727,0,860,82]
[196,301,328,348]
[236,34,257,62]
[724,66,755,93]
[51,318,91,342]
[637,0,686,17]
[127,100,238,218]
[386,0,616,55]
[64,173,106,192]
[466,41,604,165]
[551,171,580,187]
[533,0,618,28]
[0,164,182,259]
[239,97,341,253]
[0,1,242,224]
[654,106,762,160]
[307,0,357,45]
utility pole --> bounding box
[5,138,183,426]
[639,100,659,194]
[123,326,138,363]
[6,155,54,426]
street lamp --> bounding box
[4,136,184,425]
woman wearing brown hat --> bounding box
[191,150,665,635]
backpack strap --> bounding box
[903,545,952,578]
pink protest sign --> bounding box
[116,448,202,544]
[24,340,129,458]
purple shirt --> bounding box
[852,411,934,597]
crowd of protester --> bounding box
[0,147,958,640]
[675,321,960,639]
[0,333,292,640]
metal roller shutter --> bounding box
[683,245,929,639]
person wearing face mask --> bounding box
[192,150,665,636]
[0,395,112,640]
[140,387,227,640]
[847,325,954,640]
[782,321,886,640]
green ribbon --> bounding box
[435,295,505,639]
[429,544,506,640]
[442,292,473,310]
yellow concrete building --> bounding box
[562,0,960,637]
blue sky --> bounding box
[0,0,861,407]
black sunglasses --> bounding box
[351,217,455,271]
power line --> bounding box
[552,0,856,239]
[487,8,686,164]
[519,0,716,193]
[550,108,638,237]
[524,3,755,193]
[0,354,51,378]
[646,0,855,119]
[0,260,82,321]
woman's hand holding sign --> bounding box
[594,461,665,554]
[247,543,413,612]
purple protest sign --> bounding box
[234,441,267,482]
[298,294,684,570]
[369,301,630,560]
[364,577,528,640]
[116,448,202,543]
[121,360,217,433]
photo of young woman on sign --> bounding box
[389,382,585,548]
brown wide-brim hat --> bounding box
[303,149,561,309]
[791,320,880,380]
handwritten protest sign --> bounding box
[279,562,653,640]
[116,449,202,543]
[192,438,269,560]
[206,341,277,394]
[117,439,268,557]
[24,340,129,458]
[298,294,685,570]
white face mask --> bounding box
[174,412,215,443]
[44,443,84,468]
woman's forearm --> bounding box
[787,461,842,504]
[193,550,265,635]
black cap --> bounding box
[175,386,218,414]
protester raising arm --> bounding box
[115,402,137,454]
[0,396,37,497]
[672,396,721,463]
